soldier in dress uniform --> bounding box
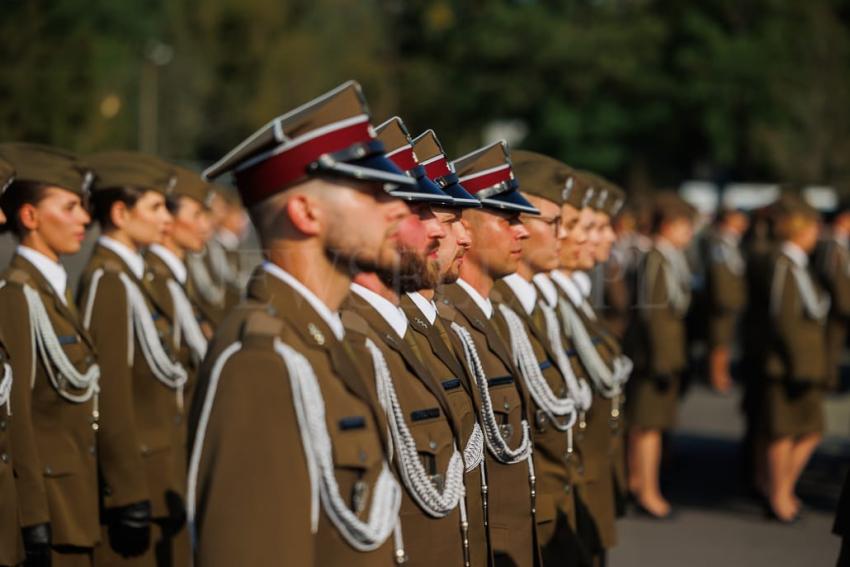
[759,195,827,522]
[186,81,414,566]
[340,116,471,566]
[594,180,630,340]
[702,209,749,394]
[549,170,627,562]
[814,200,850,392]
[78,151,190,567]
[400,128,490,567]
[0,143,100,566]
[145,165,216,408]
[185,187,247,326]
[624,192,695,519]
[436,141,541,567]
[0,155,25,567]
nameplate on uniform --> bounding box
[539,360,552,371]
[441,378,462,391]
[338,416,366,431]
[410,408,441,422]
[57,335,79,345]
[488,376,514,387]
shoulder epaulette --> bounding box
[340,309,371,337]
[241,307,285,340]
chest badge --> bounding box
[307,323,325,346]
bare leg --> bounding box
[633,427,670,516]
[766,436,796,521]
[788,432,822,510]
[627,428,642,495]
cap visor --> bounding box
[442,179,481,209]
[480,188,540,214]
[318,153,418,190]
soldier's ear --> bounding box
[286,193,322,237]
[18,202,39,231]
[109,200,130,230]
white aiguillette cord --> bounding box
[539,303,593,412]
[166,278,208,362]
[0,362,11,414]
[559,297,623,398]
[364,338,465,517]
[497,304,577,431]
[187,339,404,557]
[449,321,532,464]
[22,283,100,404]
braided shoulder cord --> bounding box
[364,338,465,518]
[559,297,620,398]
[463,423,484,473]
[187,253,226,306]
[498,304,577,432]
[539,303,593,411]
[166,278,208,362]
[449,321,532,464]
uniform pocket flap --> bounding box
[139,428,173,457]
[332,432,381,470]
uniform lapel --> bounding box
[442,283,516,372]
[400,296,466,380]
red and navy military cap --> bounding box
[451,141,539,215]
[411,130,480,209]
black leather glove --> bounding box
[653,373,674,393]
[21,523,51,567]
[785,378,814,400]
[107,500,151,557]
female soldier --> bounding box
[77,151,189,566]
[625,192,695,519]
[0,143,100,566]
[0,154,24,567]
[761,196,827,522]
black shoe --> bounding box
[633,500,676,521]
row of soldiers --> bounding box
[0,79,656,567]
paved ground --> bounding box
[610,384,849,567]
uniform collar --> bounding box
[550,269,584,307]
[16,245,68,303]
[501,273,537,315]
[455,277,493,319]
[98,235,145,279]
[350,283,408,338]
[532,273,558,308]
[263,261,345,340]
[406,291,437,325]
[215,228,240,251]
[149,243,187,284]
[781,241,809,268]
[572,270,593,298]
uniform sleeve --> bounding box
[0,284,50,527]
[81,272,149,508]
[645,255,679,375]
[192,344,313,566]
[771,263,808,380]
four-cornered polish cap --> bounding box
[510,150,575,206]
[604,181,626,217]
[0,143,94,198]
[452,141,540,215]
[85,151,176,195]
[0,156,14,197]
[202,81,417,208]
[172,165,215,209]
[411,129,480,208]
[375,117,452,204]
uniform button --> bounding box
[358,449,367,463]
[563,484,571,494]
[140,445,149,456]
[429,440,438,451]
[89,445,96,455]
[503,401,510,411]
[44,466,52,475]
[0,420,6,431]
[0,452,8,463]
[84,356,94,366]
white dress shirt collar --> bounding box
[781,241,809,268]
[98,235,145,280]
[407,292,437,325]
[456,278,494,319]
[216,228,240,251]
[550,270,584,307]
[532,273,558,308]
[501,273,537,315]
[16,245,68,303]
[572,271,593,298]
[263,261,345,340]
[350,283,408,338]
[149,244,187,285]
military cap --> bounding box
[771,190,819,220]
[554,167,594,210]
[653,191,696,221]
[410,129,480,208]
[203,81,417,208]
[604,182,627,217]
[0,156,14,196]
[86,150,176,195]
[374,117,452,204]
[452,141,540,214]
[510,150,575,206]
[0,143,93,197]
[172,165,214,208]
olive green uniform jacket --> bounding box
[814,236,850,390]
[187,269,399,566]
[0,254,99,548]
[705,231,747,350]
[342,293,466,566]
[0,327,24,566]
[437,282,538,567]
